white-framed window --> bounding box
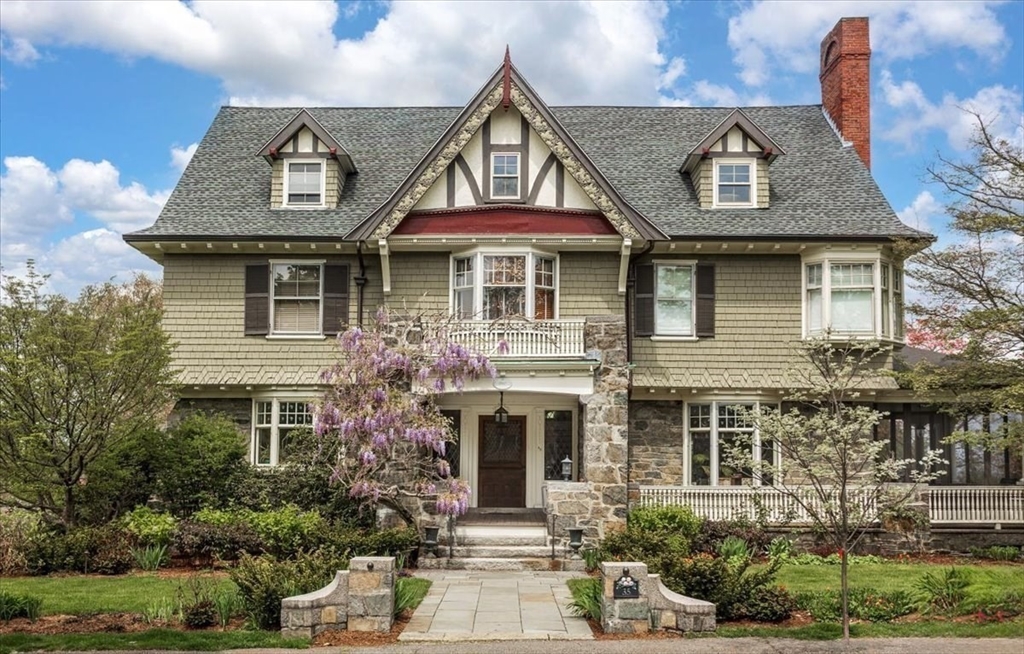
[713,159,755,207]
[271,261,323,335]
[686,401,778,486]
[253,399,313,466]
[491,153,520,199]
[655,262,694,336]
[284,160,325,206]
[450,250,557,320]
[803,253,904,340]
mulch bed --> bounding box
[0,613,158,635]
[310,611,412,647]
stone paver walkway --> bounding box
[398,570,593,641]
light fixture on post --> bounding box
[561,455,573,481]
[494,391,509,424]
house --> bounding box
[125,17,1022,548]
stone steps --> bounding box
[439,524,549,547]
[447,544,555,559]
[418,557,557,571]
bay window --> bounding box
[451,251,557,320]
[253,399,313,466]
[686,401,778,486]
[803,254,904,340]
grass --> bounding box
[0,629,308,653]
[0,573,234,615]
[395,576,431,614]
[773,563,1024,596]
[714,619,1024,640]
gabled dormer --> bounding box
[680,108,784,209]
[257,109,356,210]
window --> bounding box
[491,153,519,199]
[655,263,694,336]
[451,251,557,320]
[271,263,322,334]
[714,160,754,206]
[285,161,324,206]
[544,410,574,480]
[687,402,778,486]
[253,399,313,466]
[803,255,904,340]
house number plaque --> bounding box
[613,569,639,599]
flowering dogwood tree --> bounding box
[314,309,495,520]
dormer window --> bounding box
[714,160,755,207]
[285,161,324,207]
[491,153,520,199]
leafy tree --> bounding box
[0,263,175,527]
[901,110,1024,455]
[724,337,944,642]
[313,308,495,522]
[157,413,249,517]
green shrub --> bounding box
[74,426,166,525]
[969,545,1021,561]
[627,505,702,540]
[657,552,783,621]
[789,552,886,566]
[717,535,751,563]
[157,413,248,517]
[230,550,348,630]
[192,506,326,557]
[177,575,218,629]
[966,590,1024,617]
[795,588,916,623]
[691,519,770,557]
[24,525,134,575]
[0,509,41,575]
[599,526,690,564]
[566,577,602,621]
[794,590,841,622]
[916,567,971,615]
[0,590,43,621]
[738,584,796,623]
[122,507,177,547]
[171,520,262,565]
[316,525,420,560]
[767,536,793,563]
[132,544,169,571]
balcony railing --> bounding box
[639,485,1024,527]
[449,319,586,359]
[928,486,1024,525]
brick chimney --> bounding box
[819,17,871,169]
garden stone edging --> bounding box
[280,556,395,639]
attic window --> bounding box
[491,153,520,199]
[286,161,324,206]
[714,160,754,207]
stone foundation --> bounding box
[281,556,395,639]
[169,397,252,436]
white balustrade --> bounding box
[928,486,1024,525]
[638,486,877,524]
[449,320,586,359]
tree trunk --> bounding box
[841,545,850,642]
[62,483,76,529]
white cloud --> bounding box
[170,143,198,173]
[879,70,1023,150]
[0,0,687,105]
[0,34,40,63]
[0,156,72,243]
[57,159,170,233]
[897,190,944,233]
[727,1,1008,87]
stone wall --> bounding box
[599,561,715,634]
[628,400,683,485]
[281,556,395,639]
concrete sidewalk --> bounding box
[396,570,592,641]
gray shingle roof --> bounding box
[126,105,929,241]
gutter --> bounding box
[355,242,368,327]
[624,240,655,376]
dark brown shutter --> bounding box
[244,264,270,335]
[322,264,350,335]
[634,263,655,337]
[695,263,716,338]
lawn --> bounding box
[0,629,307,653]
[0,573,233,615]
[774,563,1024,596]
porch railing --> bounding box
[450,319,586,359]
[639,485,1024,526]
[928,486,1024,525]
[638,486,878,524]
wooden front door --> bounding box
[478,415,526,508]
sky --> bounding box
[0,0,1022,297]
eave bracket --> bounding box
[618,238,632,295]
[378,238,392,295]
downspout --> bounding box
[625,240,655,373]
[355,241,368,327]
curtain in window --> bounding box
[483,255,526,319]
[830,263,873,332]
[656,265,693,335]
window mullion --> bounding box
[822,262,831,331]
[710,403,719,487]
[270,399,280,466]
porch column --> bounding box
[580,315,630,538]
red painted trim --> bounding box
[502,46,512,110]
[393,207,617,236]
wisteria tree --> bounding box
[724,336,945,642]
[314,309,496,522]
